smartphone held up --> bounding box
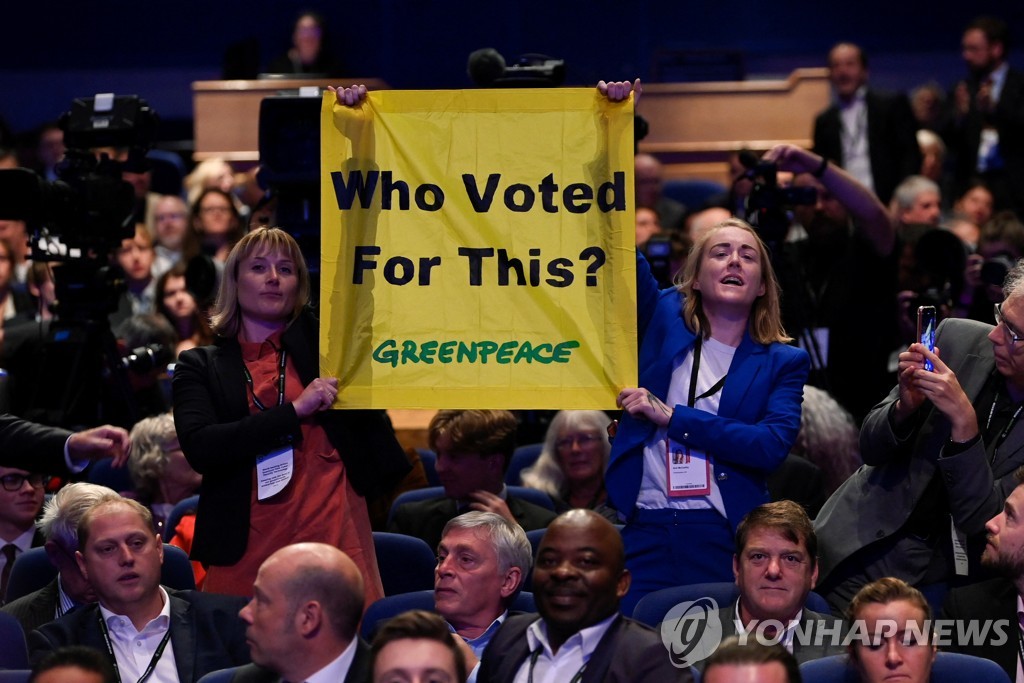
[917,305,937,372]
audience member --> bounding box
[29,498,250,681]
[635,153,686,232]
[478,509,695,682]
[815,257,1024,612]
[765,143,897,423]
[2,483,120,633]
[155,262,214,357]
[434,511,532,675]
[29,646,116,683]
[389,410,555,551]
[952,180,995,228]
[911,82,951,132]
[949,16,1024,214]
[267,11,344,77]
[702,637,802,683]
[961,210,1024,323]
[846,578,936,683]
[813,42,921,204]
[173,227,409,599]
[112,313,176,422]
[635,206,662,248]
[152,195,189,280]
[787,385,862,495]
[184,158,238,208]
[606,144,809,611]
[0,218,32,288]
[520,410,617,521]
[0,237,32,322]
[891,176,942,229]
[916,129,947,185]
[940,468,1024,680]
[127,413,201,536]
[34,122,65,183]
[185,188,245,265]
[110,224,157,327]
[0,464,46,603]
[370,610,465,683]
[232,542,369,683]
[697,501,845,668]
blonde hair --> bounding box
[677,217,790,344]
[128,412,178,500]
[208,226,310,337]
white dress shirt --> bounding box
[513,613,618,683]
[99,586,179,683]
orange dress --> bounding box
[203,333,384,607]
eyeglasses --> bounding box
[199,205,232,215]
[995,303,1024,345]
[0,472,50,491]
[555,433,603,451]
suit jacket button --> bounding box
[876,530,885,539]
[717,472,728,481]
[683,432,690,440]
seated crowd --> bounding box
[4,12,1024,683]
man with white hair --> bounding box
[891,175,942,228]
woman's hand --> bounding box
[617,387,673,427]
[597,79,642,104]
[293,377,340,419]
[328,84,368,106]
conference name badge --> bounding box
[257,446,294,500]
[666,437,711,497]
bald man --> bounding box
[233,542,369,683]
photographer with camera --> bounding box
[762,143,897,424]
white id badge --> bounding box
[257,446,294,501]
[950,516,969,577]
[666,437,711,497]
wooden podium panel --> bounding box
[637,68,830,185]
[192,78,389,162]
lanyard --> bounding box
[687,337,728,408]
[526,648,586,683]
[242,347,288,412]
[98,612,173,683]
[985,391,1024,463]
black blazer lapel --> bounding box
[169,594,196,683]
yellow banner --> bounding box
[319,88,637,409]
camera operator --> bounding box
[959,211,1024,324]
[762,143,897,424]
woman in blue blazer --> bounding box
[608,217,810,615]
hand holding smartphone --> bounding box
[917,306,937,371]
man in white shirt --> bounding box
[0,466,46,603]
[813,42,921,205]
[232,542,370,683]
[28,498,249,682]
[477,509,694,682]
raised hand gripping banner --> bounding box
[320,88,637,409]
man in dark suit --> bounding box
[941,473,1024,680]
[813,42,921,205]
[816,261,1024,612]
[389,410,555,551]
[949,16,1024,214]
[0,416,130,474]
[478,509,694,682]
[703,638,801,683]
[232,542,370,683]
[3,483,121,632]
[695,501,845,669]
[0,464,47,603]
[29,498,249,682]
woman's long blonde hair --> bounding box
[676,217,791,344]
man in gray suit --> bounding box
[697,501,844,669]
[2,483,120,633]
[816,258,1024,612]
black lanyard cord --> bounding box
[97,611,173,683]
[687,337,728,409]
[242,347,288,412]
